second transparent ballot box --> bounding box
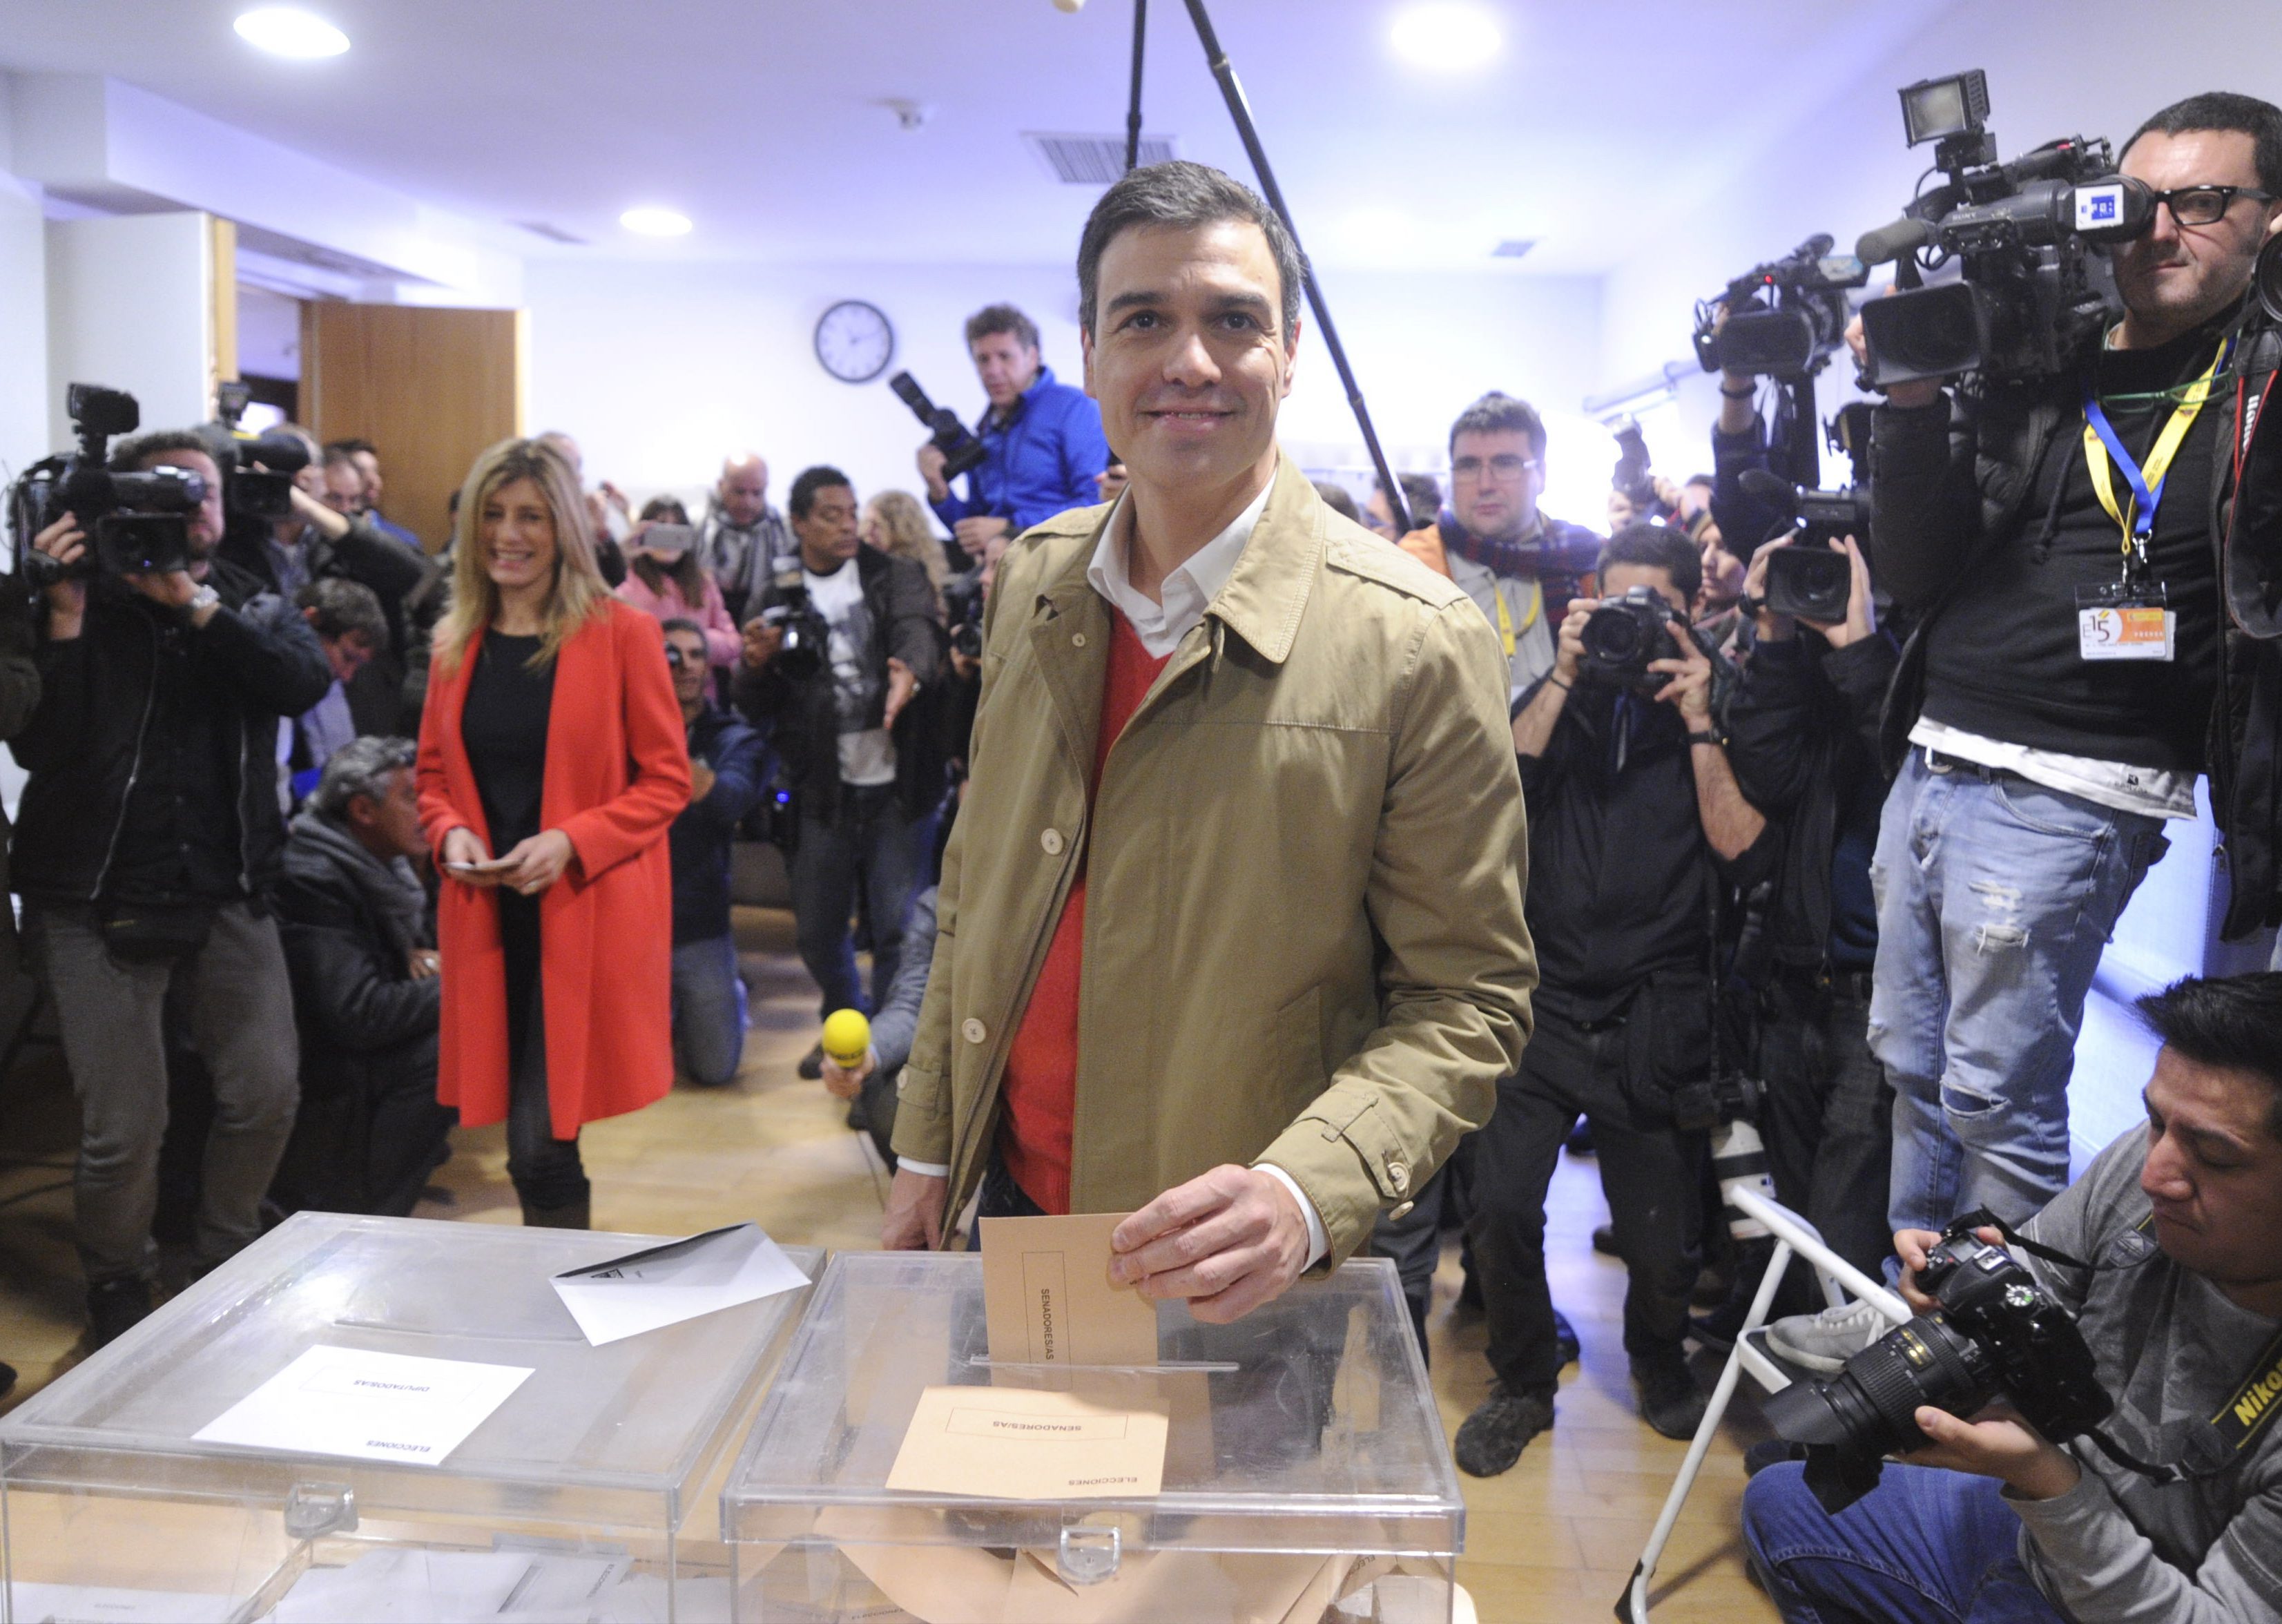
[721,1250,1464,1623]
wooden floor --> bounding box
[0,907,1780,1621]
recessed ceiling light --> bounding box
[233,8,350,58]
[619,206,693,238]
[1389,3,1502,70]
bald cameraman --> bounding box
[1768,96,2282,1379]
[17,429,330,1346]
[1745,972,2282,1623]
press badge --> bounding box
[2077,582,2175,662]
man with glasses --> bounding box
[1398,393,1603,700]
[1767,92,2282,1372]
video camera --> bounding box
[200,379,313,522]
[1855,70,2156,387]
[888,371,988,481]
[1694,235,1868,380]
[1764,1213,2112,1514]
[7,383,204,581]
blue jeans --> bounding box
[1869,752,2167,1246]
[791,784,916,1020]
[1743,1461,2066,1623]
[672,934,748,1088]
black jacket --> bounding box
[671,705,767,944]
[221,512,432,639]
[11,557,331,907]
[1727,630,1899,972]
[268,809,449,1217]
[1868,311,2282,936]
[733,546,944,823]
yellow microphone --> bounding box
[821,1009,873,1070]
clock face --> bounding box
[814,299,896,383]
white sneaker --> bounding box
[1763,1297,1888,1375]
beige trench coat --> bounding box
[891,455,1536,1264]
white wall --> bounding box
[523,257,1603,524]
[0,76,49,487]
[44,212,214,449]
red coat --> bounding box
[416,599,691,1137]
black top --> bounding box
[109,597,247,905]
[1920,322,2225,770]
[1518,678,1726,1005]
[462,630,554,855]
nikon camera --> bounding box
[1764,1217,2112,1514]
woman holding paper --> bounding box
[416,437,690,1229]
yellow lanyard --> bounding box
[1492,581,1541,657]
[2080,341,2226,559]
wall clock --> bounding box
[813,299,896,383]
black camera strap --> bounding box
[1953,1206,2282,1485]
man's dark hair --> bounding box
[109,429,214,472]
[296,577,389,652]
[965,303,1041,352]
[1377,471,1442,532]
[310,735,414,821]
[2123,92,2282,195]
[659,616,706,643]
[1076,160,1304,342]
[1685,473,1715,491]
[1600,522,1701,603]
[321,445,361,470]
[1448,392,1547,461]
[789,465,853,521]
[325,436,378,458]
[2136,972,2282,1139]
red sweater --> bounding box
[998,610,1172,1212]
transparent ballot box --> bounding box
[721,1252,1462,1624]
[0,1213,820,1623]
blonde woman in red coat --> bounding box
[416,437,690,1227]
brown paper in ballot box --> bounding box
[815,1507,1442,1624]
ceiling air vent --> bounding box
[515,220,590,246]
[1023,131,1178,185]
[1492,239,1537,260]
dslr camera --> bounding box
[942,569,985,664]
[1694,235,1868,380]
[1855,70,2155,386]
[1765,1215,2112,1514]
[757,562,833,682]
[8,383,204,581]
[1580,586,1687,690]
[889,371,988,481]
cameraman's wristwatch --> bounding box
[1686,728,1725,748]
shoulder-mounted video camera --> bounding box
[1695,235,1869,380]
[1855,70,2155,387]
[1765,1213,2111,1514]
[889,371,988,481]
[8,383,204,582]
[200,378,314,522]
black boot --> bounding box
[521,1197,591,1230]
[86,1277,153,1350]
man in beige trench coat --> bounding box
[884,159,1536,1325]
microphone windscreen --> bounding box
[1856,217,1933,266]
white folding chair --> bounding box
[1615,1184,1915,1623]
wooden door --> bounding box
[300,303,525,553]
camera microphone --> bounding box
[1855,215,1933,267]
[1739,468,1793,505]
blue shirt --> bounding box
[929,365,1111,536]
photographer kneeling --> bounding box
[1743,972,2282,1622]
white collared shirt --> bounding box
[903,471,1332,1269]
[1084,478,1272,658]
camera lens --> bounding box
[1582,606,1643,664]
[1766,1315,1995,1458]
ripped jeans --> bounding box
[1870,749,2169,1250]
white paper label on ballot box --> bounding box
[191,1345,532,1466]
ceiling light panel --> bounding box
[619,206,693,238]
[233,8,350,59]
[1389,3,1502,70]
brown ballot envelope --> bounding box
[884,1384,1170,1500]
[979,1212,1159,1366]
